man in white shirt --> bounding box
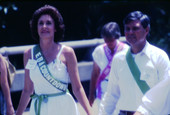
[134,77,170,115]
[99,11,170,115]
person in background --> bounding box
[99,11,170,115]
[16,5,92,115]
[134,76,170,115]
[88,22,128,113]
[0,54,15,115]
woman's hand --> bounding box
[6,105,15,115]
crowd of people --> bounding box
[0,4,169,115]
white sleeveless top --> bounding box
[29,45,69,94]
[28,45,79,115]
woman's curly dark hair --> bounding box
[30,5,65,42]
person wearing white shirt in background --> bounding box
[88,22,128,114]
[134,76,170,115]
[99,11,170,115]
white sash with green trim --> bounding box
[33,45,67,92]
[126,48,150,94]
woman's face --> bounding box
[37,14,56,41]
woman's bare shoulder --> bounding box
[24,48,32,60]
[62,45,74,55]
[0,54,6,63]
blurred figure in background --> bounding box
[88,22,128,113]
[0,54,15,115]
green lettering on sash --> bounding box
[35,52,41,58]
[40,65,48,75]
[49,78,54,83]
[40,65,46,70]
[46,75,52,81]
[33,45,68,92]
[37,57,43,63]
[40,65,50,78]
[38,61,45,67]
[59,83,65,90]
[44,73,50,78]
[52,80,57,86]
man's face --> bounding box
[124,20,149,47]
[104,37,117,50]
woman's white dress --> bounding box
[28,45,79,115]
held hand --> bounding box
[6,106,15,115]
[88,95,95,106]
[15,110,23,115]
[87,106,95,115]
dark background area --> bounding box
[0,1,170,68]
[0,1,170,110]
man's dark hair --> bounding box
[101,22,121,40]
[123,11,150,29]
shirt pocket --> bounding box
[140,60,158,88]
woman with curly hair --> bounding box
[16,5,92,115]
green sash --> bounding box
[33,45,67,92]
[126,48,150,94]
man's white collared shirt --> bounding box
[99,42,170,115]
